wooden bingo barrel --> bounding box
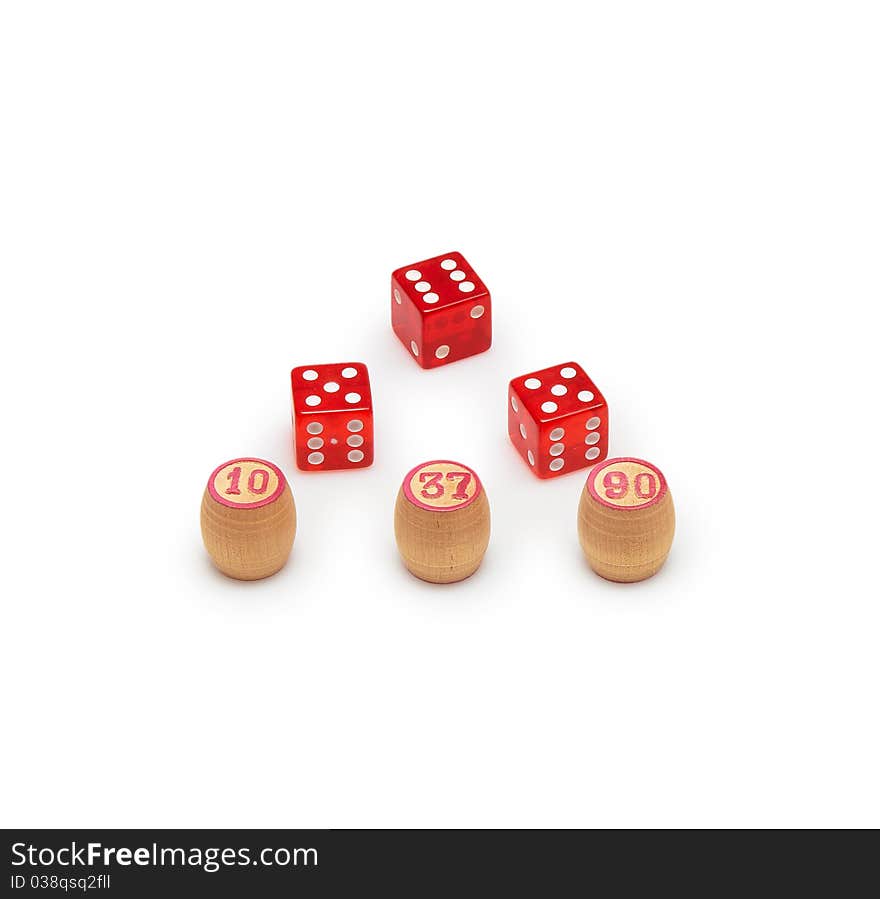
[578,457,674,583]
[394,460,490,584]
[200,458,297,580]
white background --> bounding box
[1,1,877,828]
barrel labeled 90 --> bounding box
[577,457,674,582]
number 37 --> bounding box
[420,471,471,501]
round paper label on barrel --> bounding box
[587,457,667,511]
[207,458,286,510]
[403,460,482,512]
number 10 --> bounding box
[225,466,270,496]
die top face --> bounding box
[290,362,372,416]
[509,362,605,422]
[392,251,489,312]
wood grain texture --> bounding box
[394,469,490,584]
[577,458,674,583]
[201,479,296,581]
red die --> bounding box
[391,251,492,368]
[290,362,373,471]
[508,362,609,479]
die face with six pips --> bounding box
[391,251,492,368]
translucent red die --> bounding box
[508,362,608,479]
[391,251,492,368]
[290,362,373,471]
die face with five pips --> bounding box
[290,362,374,471]
[391,251,492,368]
[394,460,491,584]
[509,362,609,479]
